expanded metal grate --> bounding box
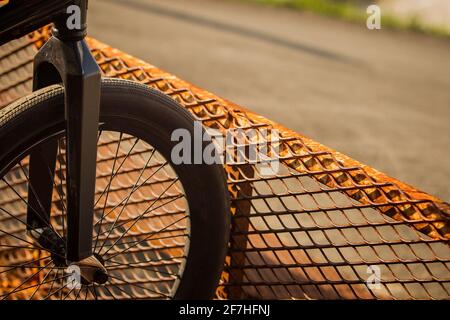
[0,130,189,299]
[0,28,448,300]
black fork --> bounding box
[27,0,101,264]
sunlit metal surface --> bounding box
[0,27,448,299]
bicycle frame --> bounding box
[1,0,101,263]
[0,0,72,46]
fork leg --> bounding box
[26,141,58,230]
[28,0,101,262]
[62,40,101,262]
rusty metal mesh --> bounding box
[0,28,449,300]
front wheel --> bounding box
[0,78,230,300]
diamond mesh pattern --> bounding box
[0,28,448,300]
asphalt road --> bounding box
[88,0,450,200]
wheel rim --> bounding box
[0,130,190,300]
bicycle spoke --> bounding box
[107,255,186,267]
[102,284,117,300]
[91,284,98,300]
[0,225,65,259]
[17,161,65,244]
[93,132,123,252]
[107,283,133,299]
[1,177,62,242]
[42,269,70,300]
[105,230,188,248]
[0,273,69,299]
[97,149,158,253]
[97,130,103,143]
[0,243,45,252]
[29,264,56,299]
[0,257,49,274]
[103,215,187,262]
[73,286,84,300]
[108,274,170,299]
[62,285,76,300]
[93,136,139,208]
[44,269,60,300]
[100,177,180,256]
[106,260,179,277]
[93,186,182,243]
[1,260,53,300]
[0,256,50,272]
[84,286,89,300]
[0,206,66,258]
[44,279,70,300]
[93,159,168,231]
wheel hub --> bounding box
[28,227,108,285]
[74,254,109,285]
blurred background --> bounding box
[88,0,450,200]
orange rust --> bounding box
[80,34,449,242]
[0,27,448,300]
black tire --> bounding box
[0,78,230,299]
